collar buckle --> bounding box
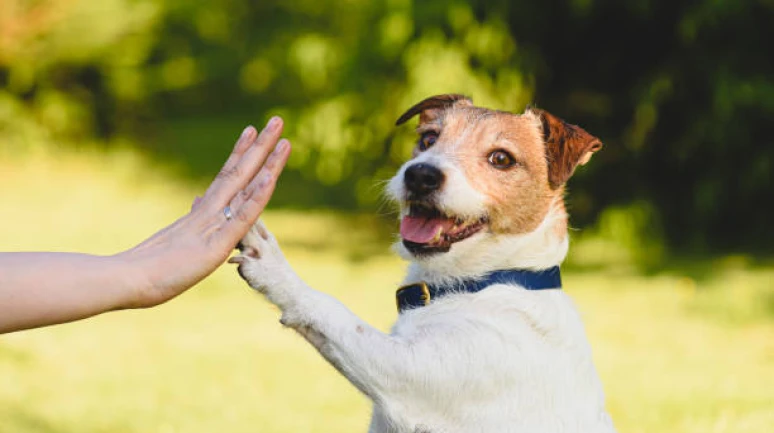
[396,282,431,311]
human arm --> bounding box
[0,117,291,333]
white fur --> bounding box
[386,151,487,223]
[387,149,569,282]
[397,201,570,286]
[235,147,616,432]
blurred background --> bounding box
[1,0,772,432]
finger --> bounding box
[221,139,291,243]
[226,186,251,218]
[201,118,278,208]
[217,189,247,233]
[221,125,258,176]
[234,139,291,222]
[201,116,284,210]
[192,125,257,216]
[191,196,202,211]
[218,176,254,224]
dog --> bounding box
[230,94,616,433]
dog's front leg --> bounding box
[231,222,441,404]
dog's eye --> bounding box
[488,150,517,169]
[418,132,438,151]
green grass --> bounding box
[1,146,772,433]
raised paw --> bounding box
[228,220,287,291]
[229,220,270,261]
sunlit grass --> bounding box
[1,148,772,433]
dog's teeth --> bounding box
[431,227,443,243]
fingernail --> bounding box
[277,139,290,152]
[241,125,253,139]
[266,116,281,131]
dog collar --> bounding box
[396,267,562,313]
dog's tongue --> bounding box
[400,215,455,243]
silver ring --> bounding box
[223,206,233,221]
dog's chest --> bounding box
[371,286,609,433]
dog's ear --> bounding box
[395,94,473,126]
[529,108,603,189]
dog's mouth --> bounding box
[400,202,488,255]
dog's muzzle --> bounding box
[404,163,444,198]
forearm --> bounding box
[0,252,144,333]
[0,120,290,334]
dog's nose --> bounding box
[404,163,444,196]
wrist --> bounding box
[108,250,157,310]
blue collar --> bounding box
[396,267,562,313]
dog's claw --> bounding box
[228,256,245,264]
[256,223,269,240]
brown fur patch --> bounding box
[531,108,603,189]
[444,111,554,234]
[397,96,601,236]
[395,94,473,126]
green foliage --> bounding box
[1,0,772,255]
[568,201,666,271]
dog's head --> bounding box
[387,94,602,278]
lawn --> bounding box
[1,146,772,433]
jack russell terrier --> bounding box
[230,94,616,433]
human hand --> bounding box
[119,117,291,308]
